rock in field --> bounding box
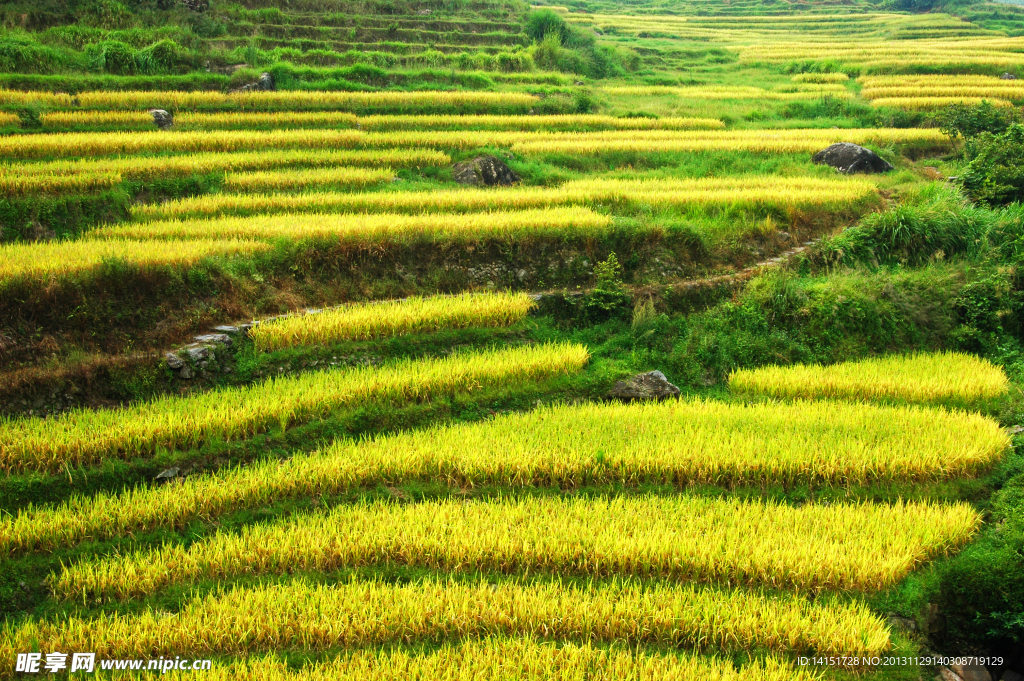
[155,467,179,481]
[607,371,681,402]
[1001,72,1018,80]
[452,155,520,186]
[232,72,275,93]
[812,142,893,174]
[949,663,992,681]
[150,109,173,130]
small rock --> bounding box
[812,142,894,174]
[149,109,173,129]
[1001,72,1018,80]
[1007,424,1024,435]
[18,581,28,592]
[949,664,992,681]
[939,669,963,681]
[927,602,944,635]
[179,364,194,380]
[193,333,233,347]
[417,8,432,14]
[885,614,917,632]
[516,269,528,281]
[451,155,520,186]
[198,360,209,370]
[607,371,681,402]
[155,467,179,481]
[213,325,240,334]
[165,353,185,370]
[777,231,792,243]
[186,346,210,361]
[232,72,275,93]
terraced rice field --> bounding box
[0,343,588,472]
[0,1,1019,679]
[2,399,1006,554]
[730,352,1010,409]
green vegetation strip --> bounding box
[55,496,979,598]
[1,400,1005,554]
[0,343,588,473]
[1,579,889,665]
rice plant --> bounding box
[249,292,535,350]
[0,343,589,472]
[2,399,1004,554]
[0,239,266,281]
[223,167,395,192]
[729,352,1009,409]
[98,207,614,243]
[149,640,816,681]
[0,578,889,663]
[55,495,979,598]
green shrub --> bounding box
[77,0,135,30]
[0,33,66,73]
[962,125,1024,207]
[938,457,1024,655]
[938,101,1019,158]
[581,253,632,323]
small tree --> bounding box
[581,253,631,323]
[961,124,1024,206]
[937,101,1018,158]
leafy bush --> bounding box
[961,125,1024,207]
[937,100,1019,157]
[950,273,1015,353]
[937,456,1024,656]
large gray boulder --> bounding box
[607,371,681,402]
[812,142,893,174]
[150,109,173,129]
[452,155,520,186]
